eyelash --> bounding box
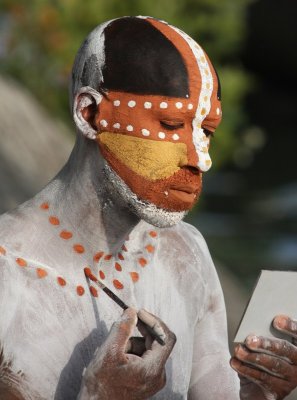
[160,121,185,131]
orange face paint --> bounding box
[0,246,6,255]
[49,216,60,226]
[138,257,147,267]
[115,262,122,271]
[130,272,139,282]
[60,230,73,240]
[89,286,98,297]
[73,244,85,254]
[145,245,155,253]
[113,279,124,290]
[40,202,49,210]
[16,257,27,267]
[36,268,48,278]
[57,276,66,286]
[76,285,85,296]
[94,251,104,262]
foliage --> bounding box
[0,0,253,167]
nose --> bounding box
[191,127,212,172]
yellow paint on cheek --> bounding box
[98,132,188,180]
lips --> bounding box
[169,184,199,203]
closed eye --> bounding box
[160,120,185,131]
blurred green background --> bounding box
[0,0,296,291]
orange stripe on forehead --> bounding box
[147,19,201,103]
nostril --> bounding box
[182,166,200,175]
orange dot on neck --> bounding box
[115,262,122,271]
[94,252,104,262]
[16,257,27,267]
[57,276,66,286]
[113,279,124,290]
[60,230,73,240]
[36,268,48,279]
[40,202,49,210]
[76,285,85,296]
[49,216,60,226]
[149,231,157,238]
[138,257,147,267]
[99,270,105,280]
[89,286,98,297]
[145,245,155,253]
[130,272,139,282]
[104,254,112,261]
[73,244,85,254]
[0,246,6,256]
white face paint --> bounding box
[169,25,214,172]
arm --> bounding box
[187,237,239,399]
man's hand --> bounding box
[77,308,176,400]
[231,315,297,400]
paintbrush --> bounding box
[84,267,165,345]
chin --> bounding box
[103,163,188,228]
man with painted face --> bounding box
[1,16,297,400]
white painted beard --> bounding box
[103,163,187,228]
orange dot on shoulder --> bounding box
[149,231,157,238]
[118,253,124,260]
[99,270,105,280]
[138,257,147,267]
[130,272,139,282]
[76,285,85,296]
[115,262,122,271]
[145,245,155,253]
[0,246,6,256]
[49,216,60,226]
[40,202,49,210]
[104,254,112,261]
[60,230,73,240]
[73,244,85,254]
[93,252,104,262]
[16,257,27,267]
[36,268,48,279]
[113,279,124,290]
[89,286,98,297]
[57,276,66,286]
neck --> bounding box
[40,133,140,254]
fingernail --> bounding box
[230,358,240,369]
[273,315,287,329]
[236,345,247,357]
[246,335,258,346]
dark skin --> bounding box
[231,315,297,399]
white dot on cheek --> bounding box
[160,102,168,109]
[126,125,134,132]
[172,133,179,141]
[144,102,152,109]
[113,100,120,107]
[188,104,194,110]
[175,102,183,109]
[100,120,108,128]
[128,100,136,108]
[113,123,120,129]
[141,129,150,136]
[216,107,221,116]
[158,132,166,139]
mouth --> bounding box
[168,184,199,203]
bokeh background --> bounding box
[0,0,297,344]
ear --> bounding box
[73,86,103,139]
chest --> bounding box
[0,231,205,399]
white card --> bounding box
[234,270,297,343]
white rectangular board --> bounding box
[234,270,297,343]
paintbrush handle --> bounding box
[102,286,128,310]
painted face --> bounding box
[96,18,222,214]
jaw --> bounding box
[103,163,188,228]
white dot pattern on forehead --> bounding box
[141,129,150,136]
[158,132,166,139]
[188,104,194,110]
[113,123,120,129]
[175,102,183,109]
[144,102,152,109]
[172,133,179,141]
[126,125,134,132]
[160,102,168,109]
[128,100,136,108]
[114,100,120,106]
[100,120,108,127]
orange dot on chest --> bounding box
[76,285,85,296]
[57,276,66,286]
[130,272,139,282]
[0,246,6,256]
[113,279,124,290]
[138,257,147,267]
[89,286,98,297]
[16,257,27,267]
[60,230,73,240]
[73,244,85,254]
[94,252,104,262]
[49,216,60,226]
[36,268,48,278]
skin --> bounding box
[231,315,297,400]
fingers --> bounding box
[234,344,292,379]
[230,357,293,396]
[244,335,297,364]
[105,308,138,357]
[138,309,176,367]
[125,337,146,356]
[137,309,167,344]
[273,315,297,340]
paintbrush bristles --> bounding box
[84,267,97,282]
